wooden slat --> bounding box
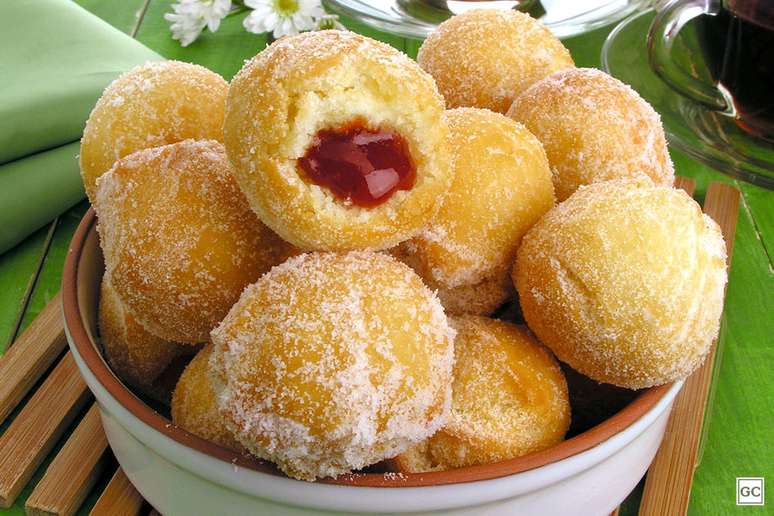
[89,468,144,516]
[0,293,67,423]
[674,177,696,196]
[0,352,91,508]
[639,182,740,516]
[26,404,109,516]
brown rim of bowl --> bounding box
[63,208,673,488]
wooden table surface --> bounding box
[0,1,772,514]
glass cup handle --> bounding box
[647,0,728,111]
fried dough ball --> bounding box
[225,31,451,251]
[400,108,554,291]
[417,10,574,114]
[210,251,455,481]
[172,345,246,453]
[99,277,195,403]
[80,60,228,202]
[435,269,514,316]
[514,180,727,389]
[95,139,294,344]
[390,245,513,316]
[507,68,674,201]
[393,316,570,472]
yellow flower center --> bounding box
[275,0,299,16]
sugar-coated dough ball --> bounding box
[95,140,294,344]
[514,180,727,389]
[436,269,514,316]
[507,68,674,201]
[210,251,455,481]
[172,345,246,453]
[225,31,452,251]
[99,277,194,401]
[417,10,574,114]
[402,108,554,289]
[80,61,228,202]
[390,244,514,316]
[394,316,570,472]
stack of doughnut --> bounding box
[82,9,727,482]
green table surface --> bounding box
[0,1,772,514]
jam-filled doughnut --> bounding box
[417,10,574,114]
[95,139,294,344]
[172,345,246,453]
[99,276,195,402]
[400,108,554,294]
[507,68,674,201]
[210,251,455,481]
[514,180,727,388]
[393,316,570,472]
[224,30,452,251]
[80,61,228,202]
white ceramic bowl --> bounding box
[63,210,682,516]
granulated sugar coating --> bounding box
[95,139,294,344]
[172,345,247,453]
[435,268,515,316]
[417,10,574,114]
[99,276,193,397]
[507,68,674,201]
[402,108,554,290]
[209,251,455,481]
[514,180,727,389]
[224,30,452,251]
[80,60,227,202]
[393,316,570,472]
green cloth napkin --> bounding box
[0,0,160,253]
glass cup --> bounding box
[647,0,774,142]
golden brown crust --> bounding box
[98,276,195,404]
[171,345,246,453]
[514,180,727,388]
[99,276,180,384]
[95,139,294,343]
[435,269,515,316]
[507,68,674,201]
[224,31,451,251]
[401,108,554,290]
[80,60,227,203]
[418,10,574,114]
[394,316,570,472]
[209,251,455,481]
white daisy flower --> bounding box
[243,0,325,39]
[165,0,232,47]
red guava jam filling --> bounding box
[298,122,416,208]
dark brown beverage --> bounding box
[700,0,774,140]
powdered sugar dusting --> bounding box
[224,30,452,251]
[508,68,674,201]
[94,139,293,343]
[395,316,569,472]
[400,108,554,290]
[417,10,574,114]
[98,276,192,393]
[80,60,228,202]
[514,180,727,388]
[209,251,455,481]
